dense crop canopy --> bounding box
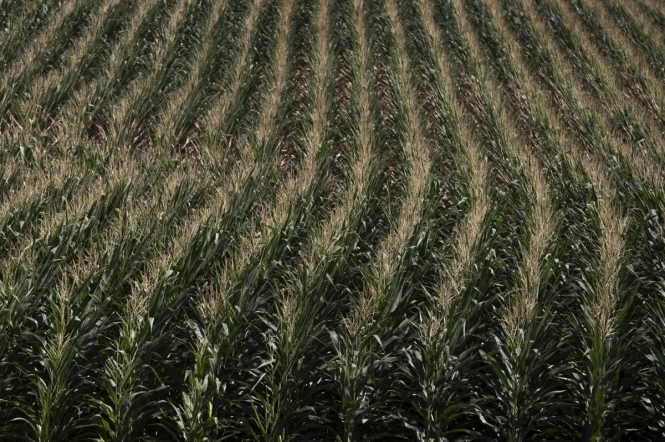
[1,0,664,439]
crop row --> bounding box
[1,0,665,439]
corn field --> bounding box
[1,0,665,439]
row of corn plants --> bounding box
[561,0,665,131]
[174,0,332,435]
[438,0,577,437]
[323,0,435,437]
[31,123,264,440]
[291,0,408,436]
[31,0,141,127]
[114,0,217,147]
[635,0,665,45]
[194,0,267,164]
[211,0,398,437]
[506,0,665,259]
[82,0,179,138]
[7,1,378,439]
[0,0,106,126]
[177,0,374,437]
[529,0,665,171]
[600,0,665,80]
[207,0,405,436]
[495,0,665,436]
[416,0,544,436]
[77,167,214,441]
[2,0,665,438]
[440,2,587,440]
[47,0,164,156]
[0,0,64,74]
[639,1,665,428]
[158,0,256,151]
[396,0,494,437]
[498,0,664,226]
[521,0,665,217]
[180,0,332,437]
[5,166,212,440]
[215,0,287,155]
[83,146,273,439]
[94,0,321,437]
[463,0,633,437]
[0,170,133,439]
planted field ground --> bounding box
[1,0,665,439]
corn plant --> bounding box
[497,0,665,434]
[82,0,179,137]
[158,0,256,150]
[34,0,140,126]
[601,0,665,80]
[1,0,665,438]
[530,0,664,169]
[0,0,63,74]
[562,0,665,130]
[115,0,216,147]
[0,0,105,124]
[635,0,665,46]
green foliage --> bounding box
[0,0,664,439]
